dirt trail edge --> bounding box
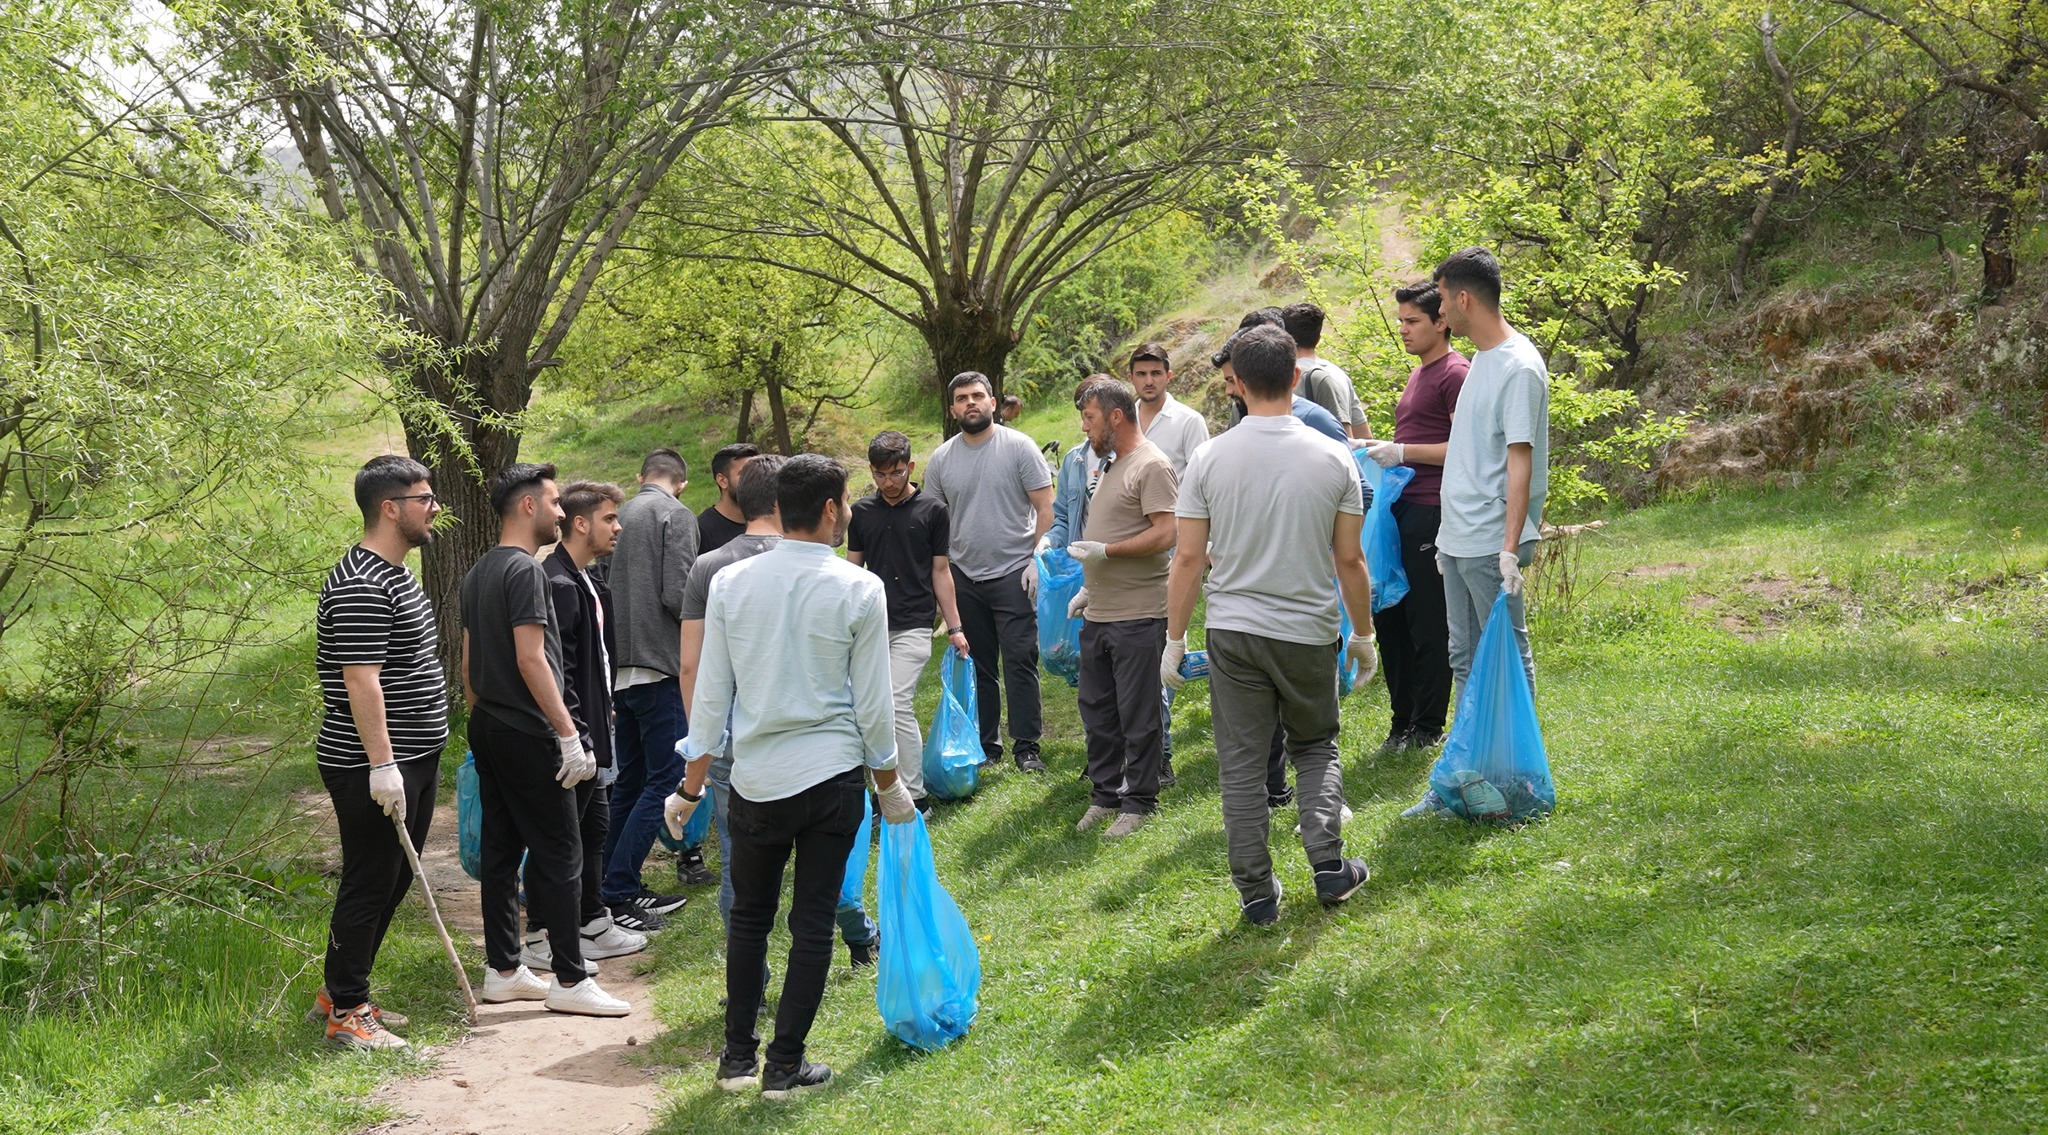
[364,807,667,1135]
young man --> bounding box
[1163,326,1376,927]
[1127,344,1209,479]
[847,430,971,807]
[1362,283,1469,756]
[1064,380,1178,839]
[671,455,916,1098]
[922,372,1056,772]
[313,455,449,1049]
[1282,301,1368,439]
[603,448,695,931]
[461,463,629,1016]
[697,443,761,555]
[520,481,648,974]
[1432,247,1547,693]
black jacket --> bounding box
[544,546,618,768]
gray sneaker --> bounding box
[1400,789,1446,818]
[1103,812,1148,840]
[1075,804,1116,832]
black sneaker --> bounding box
[1015,748,1046,773]
[1409,731,1445,750]
[674,848,712,887]
[913,794,932,815]
[715,1052,759,1092]
[1158,759,1177,789]
[761,1058,832,1099]
[1373,731,1412,759]
[632,887,688,915]
[979,750,1002,769]
[1266,786,1295,811]
[848,937,878,968]
[1241,879,1282,927]
[1313,857,1371,905]
[609,904,666,933]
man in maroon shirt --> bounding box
[1361,281,1468,754]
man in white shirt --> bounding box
[668,454,916,1099]
[1127,343,1210,478]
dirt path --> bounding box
[362,805,668,1135]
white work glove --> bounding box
[1066,540,1107,563]
[368,762,406,819]
[875,778,917,825]
[663,790,700,839]
[1021,565,1039,603]
[1499,550,1524,596]
[1067,587,1090,619]
[555,734,596,786]
[1364,441,1406,468]
[1161,637,1187,692]
[1035,534,1051,555]
[1345,633,1379,686]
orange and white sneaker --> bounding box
[309,985,409,1028]
[326,1003,409,1049]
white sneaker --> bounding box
[480,964,550,1003]
[519,932,601,975]
[1075,804,1116,832]
[545,976,631,1017]
[1294,803,1354,837]
[580,915,648,960]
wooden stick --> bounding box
[390,809,478,1025]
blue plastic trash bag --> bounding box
[1352,452,1414,613]
[458,750,482,880]
[841,790,874,909]
[1427,590,1555,822]
[1036,546,1085,687]
[655,775,715,852]
[1337,592,1360,696]
[875,812,981,1050]
[922,651,982,801]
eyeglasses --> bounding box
[389,493,440,507]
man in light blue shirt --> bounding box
[662,454,915,1099]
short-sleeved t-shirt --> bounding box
[1080,440,1178,622]
[847,486,951,632]
[1298,357,1365,428]
[1394,350,1469,506]
[1177,415,1364,646]
[921,424,1053,581]
[696,504,747,555]
[1440,332,1550,557]
[680,534,783,623]
[460,545,565,737]
[316,547,449,769]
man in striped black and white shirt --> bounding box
[313,454,450,1049]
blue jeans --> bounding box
[713,750,874,948]
[1439,541,1538,695]
[603,679,686,905]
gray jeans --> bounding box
[1439,540,1537,694]
[1206,628,1346,904]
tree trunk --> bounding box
[924,304,1018,436]
[1731,14,1803,302]
[762,342,794,453]
[736,387,754,444]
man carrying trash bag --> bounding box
[666,454,917,1099]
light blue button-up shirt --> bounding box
[681,539,898,802]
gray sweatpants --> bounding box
[1207,628,1346,904]
[1440,540,1538,694]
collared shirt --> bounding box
[847,486,952,632]
[680,540,898,802]
[1138,393,1211,477]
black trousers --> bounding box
[321,755,440,1011]
[469,710,586,983]
[1079,617,1166,814]
[952,564,1042,759]
[1370,499,1453,739]
[724,766,865,1066]
[527,777,608,930]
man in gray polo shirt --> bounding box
[1162,325,1376,927]
[1432,246,1548,693]
[922,371,1055,772]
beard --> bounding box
[958,408,992,434]
[1088,432,1112,457]
[404,520,436,548]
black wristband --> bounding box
[678,786,701,802]
[945,626,964,635]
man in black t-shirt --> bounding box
[695,442,760,555]
[461,463,630,1017]
[313,455,450,1049]
[846,431,970,804]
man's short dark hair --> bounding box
[1230,326,1299,400]
[354,454,432,525]
[1074,372,1114,409]
[1394,280,1445,324]
[1433,246,1503,309]
[490,462,557,516]
[557,480,624,539]
[868,430,913,468]
[1280,302,1325,349]
[710,443,759,483]
[640,447,688,483]
[947,371,993,400]
[734,453,786,521]
[1079,378,1139,424]
[1239,306,1284,330]
[1000,394,1023,410]
[776,454,846,533]
[1129,343,1170,369]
